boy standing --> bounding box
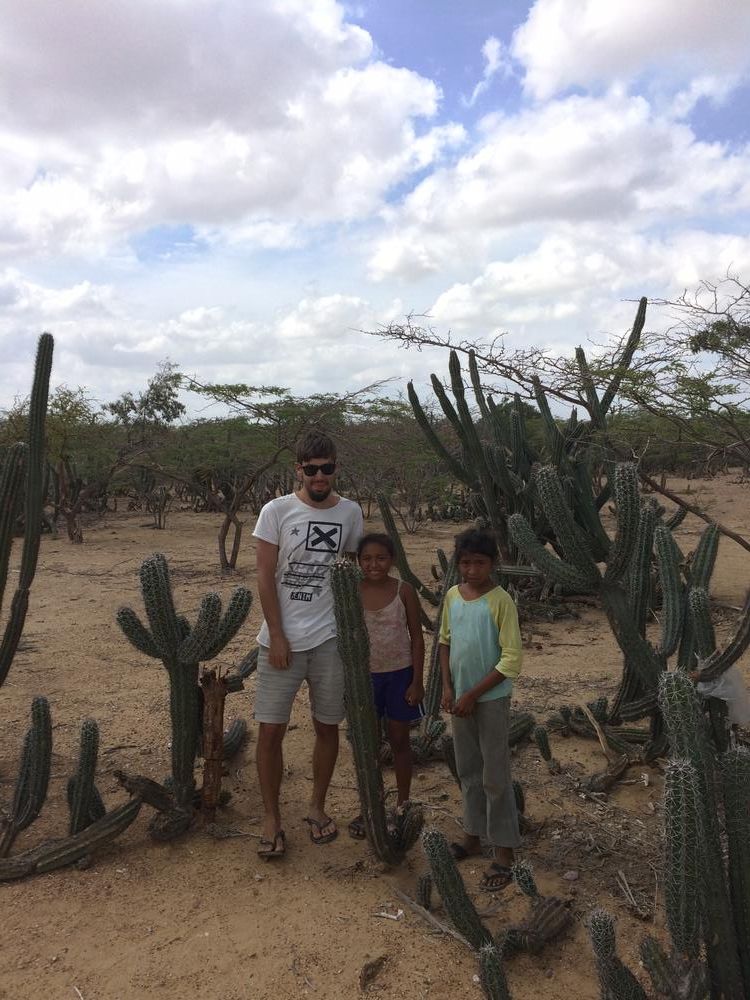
[439,528,523,890]
[253,431,363,858]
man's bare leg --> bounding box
[306,719,339,841]
[257,721,287,843]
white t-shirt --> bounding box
[252,492,364,651]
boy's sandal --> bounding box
[257,829,286,860]
[303,815,338,845]
[479,862,513,892]
[348,815,367,840]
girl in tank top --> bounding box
[348,533,425,839]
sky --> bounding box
[1,0,750,416]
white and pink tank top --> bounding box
[364,581,412,674]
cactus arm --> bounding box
[653,524,684,658]
[722,747,750,995]
[178,592,222,662]
[0,334,53,685]
[575,347,606,430]
[423,552,458,720]
[199,586,252,661]
[68,719,100,836]
[603,464,640,583]
[377,495,438,608]
[468,350,492,424]
[116,607,160,658]
[0,443,25,609]
[689,523,720,588]
[533,466,600,582]
[687,587,715,659]
[139,553,182,659]
[697,589,750,681]
[600,297,647,414]
[508,513,595,592]
[478,943,512,1000]
[407,381,474,488]
[0,696,52,857]
[664,759,702,958]
[421,827,493,949]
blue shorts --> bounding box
[371,666,424,723]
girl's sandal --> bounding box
[479,862,513,892]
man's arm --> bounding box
[256,538,291,669]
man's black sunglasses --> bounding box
[301,462,336,476]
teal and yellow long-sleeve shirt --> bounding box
[438,584,523,701]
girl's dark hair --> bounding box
[454,527,498,561]
[357,532,395,559]
[296,429,337,464]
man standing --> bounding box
[252,430,363,857]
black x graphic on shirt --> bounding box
[310,525,338,549]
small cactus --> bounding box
[416,872,432,910]
[67,718,102,836]
[478,942,512,1000]
[0,696,52,857]
[421,827,493,949]
[588,908,647,1000]
[511,860,539,901]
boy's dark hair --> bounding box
[454,527,498,561]
[357,532,395,559]
[296,429,337,464]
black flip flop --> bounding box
[304,815,338,845]
[348,815,366,840]
[257,829,286,860]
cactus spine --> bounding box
[331,559,423,865]
[117,553,251,819]
[421,827,493,949]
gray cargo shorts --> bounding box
[253,636,345,725]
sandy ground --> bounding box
[1,475,748,1000]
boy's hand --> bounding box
[405,680,424,706]
[452,692,477,717]
[441,689,455,713]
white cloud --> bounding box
[0,1,464,260]
[513,0,750,100]
[464,36,511,108]
[368,91,750,281]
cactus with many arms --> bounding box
[420,826,493,949]
[117,553,251,820]
[331,559,423,865]
[0,333,53,686]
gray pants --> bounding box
[451,697,520,849]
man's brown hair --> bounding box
[295,430,337,464]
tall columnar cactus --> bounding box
[658,672,744,999]
[588,908,648,1000]
[331,559,423,865]
[663,759,702,959]
[117,554,251,815]
[0,333,53,686]
[420,827,493,949]
[67,719,104,836]
[0,695,52,857]
[722,746,750,996]
[479,943,512,1000]
[422,550,459,723]
[377,494,439,610]
[639,937,708,1000]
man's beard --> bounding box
[306,482,332,502]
